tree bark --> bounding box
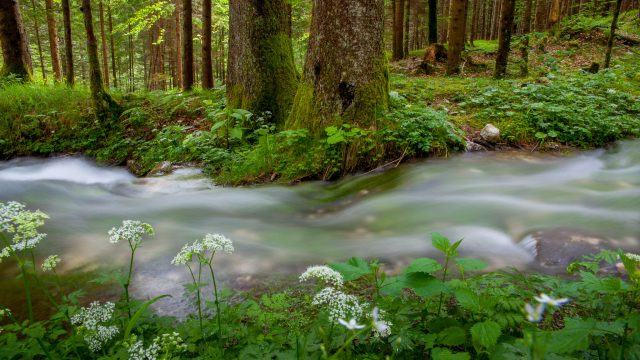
[604,0,623,68]
[428,0,438,43]
[201,0,213,89]
[522,0,533,33]
[446,0,467,74]
[98,0,109,86]
[494,0,516,78]
[404,0,411,55]
[61,0,74,86]
[227,0,299,126]
[393,0,405,60]
[471,0,480,41]
[44,0,62,82]
[535,0,547,31]
[107,0,117,88]
[181,0,193,90]
[81,0,116,120]
[174,0,182,88]
[29,0,47,82]
[0,0,33,81]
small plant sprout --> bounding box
[108,220,154,318]
[299,265,344,287]
[41,254,60,272]
[338,318,365,330]
[534,293,570,307]
[71,301,120,352]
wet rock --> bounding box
[126,159,146,177]
[466,141,487,152]
[480,124,500,143]
[148,161,173,176]
[520,227,617,272]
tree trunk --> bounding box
[182,0,193,90]
[61,0,74,86]
[446,0,467,74]
[428,0,438,43]
[548,0,561,27]
[535,0,547,31]
[0,0,33,81]
[98,0,109,86]
[404,0,411,55]
[604,0,623,68]
[522,0,533,33]
[44,0,62,82]
[29,0,47,82]
[440,0,450,42]
[174,0,182,88]
[81,0,116,120]
[494,0,516,78]
[471,0,480,41]
[393,0,405,59]
[107,0,117,88]
[227,0,299,126]
[201,0,213,89]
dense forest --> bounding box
[1,0,640,358]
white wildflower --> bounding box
[0,308,11,319]
[154,332,188,354]
[128,332,187,360]
[338,318,365,330]
[534,293,570,307]
[171,234,234,266]
[525,302,545,323]
[202,233,234,254]
[171,243,195,266]
[312,287,365,323]
[300,265,344,287]
[606,89,616,94]
[128,340,160,360]
[624,253,640,263]
[108,220,154,248]
[371,307,392,337]
[42,255,61,272]
[0,202,48,259]
[71,301,119,352]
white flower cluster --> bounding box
[171,233,234,266]
[312,287,365,323]
[0,202,48,259]
[42,254,61,272]
[371,307,392,338]
[108,220,154,248]
[525,293,570,323]
[128,332,187,360]
[625,253,640,263]
[71,301,120,352]
[299,265,344,287]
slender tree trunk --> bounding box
[29,0,47,82]
[44,0,62,82]
[286,0,388,173]
[81,0,116,120]
[0,0,33,81]
[548,0,561,27]
[227,0,299,126]
[174,0,182,88]
[182,0,193,90]
[393,0,405,59]
[446,0,467,74]
[522,0,533,33]
[201,0,213,89]
[495,0,516,78]
[404,0,411,55]
[61,0,74,86]
[107,0,117,88]
[220,28,225,83]
[471,0,480,41]
[604,0,623,68]
[127,20,134,91]
[428,0,438,43]
[440,0,450,42]
[535,0,547,31]
[98,0,109,86]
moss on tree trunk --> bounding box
[227,0,299,127]
[0,0,33,82]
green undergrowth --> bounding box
[2,207,640,359]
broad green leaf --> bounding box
[454,258,487,271]
[436,326,466,346]
[405,258,443,274]
[454,288,481,311]
[329,257,371,281]
[470,320,501,351]
[546,318,595,354]
[431,232,451,254]
[431,347,470,360]
[380,273,444,298]
[124,294,171,339]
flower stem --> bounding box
[207,261,223,353]
[187,263,203,334]
[124,246,136,319]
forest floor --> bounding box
[1,25,639,184]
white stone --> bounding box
[480,124,500,143]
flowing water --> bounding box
[1,141,639,316]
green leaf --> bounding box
[405,258,443,274]
[431,347,470,360]
[454,258,487,271]
[329,257,371,281]
[436,326,466,346]
[124,294,171,340]
[470,320,501,351]
[454,288,481,311]
[546,318,595,354]
[381,273,444,298]
[431,232,451,254]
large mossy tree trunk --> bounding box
[446,0,467,74]
[227,0,299,127]
[494,0,515,78]
[0,0,33,81]
[81,0,117,120]
[61,0,74,86]
[286,0,388,131]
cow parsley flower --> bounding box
[299,265,344,287]
[371,307,392,337]
[171,233,234,266]
[534,293,570,307]
[625,253,640,263]
[128,332,187,360]
[312,287,365,323]
[338,318,365,330]
[171,243,195,266]
[202,233,234,253]
[108,220,154,248]
[71,301,119,352]
[128,339,160,360]
[0,202,48,259]
[525,302,545,322]
[42,255,61,272]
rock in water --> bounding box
[465,141,487,152]
[148,161,173,176]
[480,124,500,143]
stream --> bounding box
[1,140,639,316]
